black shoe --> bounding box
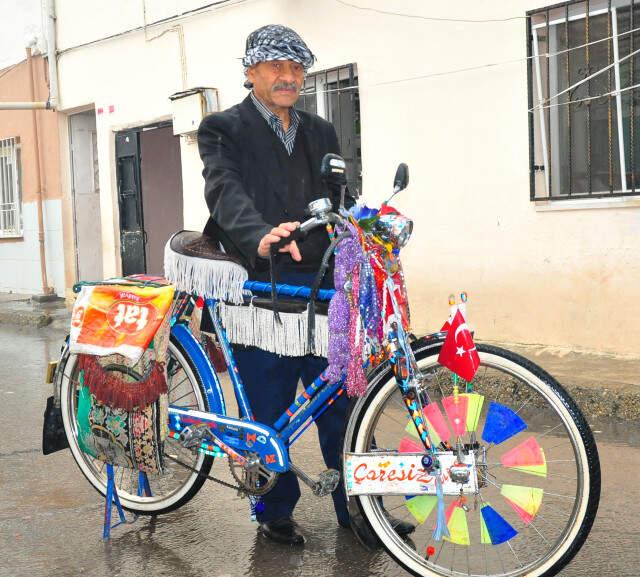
[259,518,305,545]
[384,511,416,536]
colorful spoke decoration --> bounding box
[405,495,437,524]
[500,437,547,477]
[501,484,544,525]
[442,395,469,437]
[423,403,451,445]
[398,436,425,454]
[480,503,518,545]
[482,402,527,445]
[443,501,470,545]
[460,393,484,432]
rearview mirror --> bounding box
[393,163,409,193]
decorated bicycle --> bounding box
[45,155,600,577]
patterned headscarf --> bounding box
[242,24,315,74]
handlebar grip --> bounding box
[270,227,304,254]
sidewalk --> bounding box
[0,291,637,420]
[486,342,640,421]
[0,292,69,328]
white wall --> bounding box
[53,0,640,355]
[0,200,65,295]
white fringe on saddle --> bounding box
[164,243,248,305]
[218,302,329,358]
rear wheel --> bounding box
[345,343,600,577]
[60,335,214,515]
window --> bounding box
[298,63,362,196]
[0,137,22,236]
[529,1,640,200]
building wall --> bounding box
[53,0,640,355]
[0,55,65,296]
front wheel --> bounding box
[345,343,600,577]
[59,335,214,515]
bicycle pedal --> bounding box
[313,469,340,497]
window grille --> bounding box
[529,0,640,200]
[298,63,362,196]
[0,137,22,236]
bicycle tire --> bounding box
[60,335,215,515]
[345,342,600,577]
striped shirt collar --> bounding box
[250,91,300,155]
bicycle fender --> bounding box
[171,323,226,416]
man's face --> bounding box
[247,60,305,111]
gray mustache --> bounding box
[273,82,298,91]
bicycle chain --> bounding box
[164,453,248,495]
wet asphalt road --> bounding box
[1,323,639,577]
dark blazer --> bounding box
[197,94,344,277]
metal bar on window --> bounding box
[1,139,8,232]
[608,0,614,193]
[567,4,574,196]
[337,66,343,154]
[586,0,593,195]
[534,33,550,196]
[547,9,553,196]
[0,140,5,231]
[325,69,329,123]
[631,0,636,192]
[528,15,536,200]
[613,7,628,190]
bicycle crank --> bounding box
[290,462,340,497]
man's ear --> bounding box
[246,65,257,84]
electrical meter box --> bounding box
[169,87,219,136]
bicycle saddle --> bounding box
[168,230,245,266]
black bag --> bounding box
[42,395,69,455]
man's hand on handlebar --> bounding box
[257,222,302,261]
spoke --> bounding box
[528,519,551,545]
[544,440,572,453]
[514,397,533,416]
[536,423,565,439]
[171,390,196,405]
[168,375,189,394]
[507,540,524,568]
[433,540,445,564]
[486,459,575,466]
[380,408,412,430]
[450,540,455,575]
[542,491,576,501]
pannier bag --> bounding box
[69,277,175,475]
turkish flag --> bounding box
[437,309,480,381]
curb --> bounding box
[0,308,52,327]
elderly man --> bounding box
[197,24,414,545]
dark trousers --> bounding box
[233,346,350,526]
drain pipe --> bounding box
[27,46,54,295]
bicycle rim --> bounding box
[349,344,598,577]
[60,338,213,514]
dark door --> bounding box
[139,126,183,275]
[116,131,145,275]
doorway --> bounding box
[70,110,103,281]
[115,124,184,276]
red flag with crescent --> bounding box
[437,309,480,381]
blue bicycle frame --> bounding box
[166,282,345,475]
